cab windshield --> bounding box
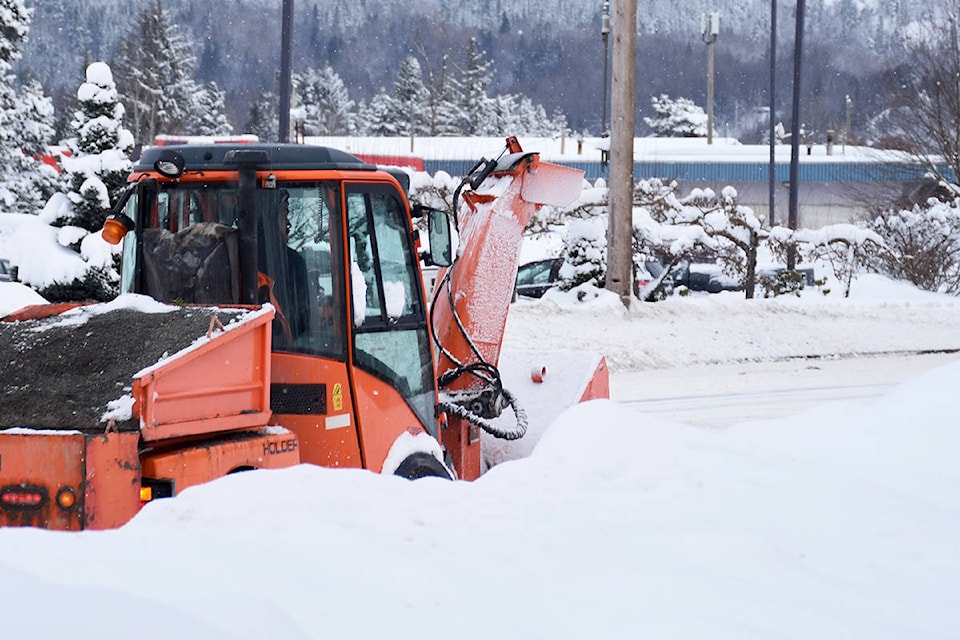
[122,181,346,360]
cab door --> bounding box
[260,182,363,468]
[343,181,439,472]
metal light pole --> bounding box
[278,0,294,143]
[844,94,852,154]
[768,0,777,226]
[702,12,720,145]
[787,0,805,269]
[601,1,611,136]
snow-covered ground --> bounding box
[2,267,960,639]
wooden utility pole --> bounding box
[605,0,638,306]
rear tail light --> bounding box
[0,485,47,509]
[140,479,174,506]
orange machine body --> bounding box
[1,139,605,529]
[0,306,282,529]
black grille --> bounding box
[271,384,327,415]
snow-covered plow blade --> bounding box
[481,350,609,470]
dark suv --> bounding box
[0,258,13,282]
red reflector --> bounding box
[2,491,43,506]
[1,487,46,509]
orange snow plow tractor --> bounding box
[0,137,608,530]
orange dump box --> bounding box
[0,301,297,530]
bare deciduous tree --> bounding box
[886,4,960,194]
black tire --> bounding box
[394,452,454,480]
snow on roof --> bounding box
[306,135,907,165]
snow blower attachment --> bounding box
[431,137,608,479]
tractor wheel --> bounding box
[394,452,453,480]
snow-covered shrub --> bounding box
[558,218,606,298]
[406,169,460,242]
[36,265,117,303]
[869,198,960,294]
[643,94,709,138]
[628,179,770,298]
[767,223,887,298]
[407,169,459,214]
[755,269,807,298]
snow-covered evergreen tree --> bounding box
[113,0,199,143]
[359,89,402,136]
[644,94,709,138]
[355,44,564,137]
[38,61,133,302]
[455,38,495,135]
[244,89,278,142]
[0,0,57,214]
[60,61,134,231]
[293,64,354,135]
[392,56,429,137]
[0,0,29,67]
[0,77,58,213]
[189,81,233,136]
[488,94,560,137]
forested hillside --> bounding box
[17,0,926,142]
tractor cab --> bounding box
[105,144,454,477]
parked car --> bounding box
[647,257,815,294]
[514,258,563,299]
[0,258,13,282]
[515,257,672,300]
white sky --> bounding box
[1,136,957,639]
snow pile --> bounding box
[0,210,95,289]
[2,365,959,638]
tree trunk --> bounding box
[744,235,757,299]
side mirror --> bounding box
[427,209,453,267]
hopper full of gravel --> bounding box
[0,303,251,433]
